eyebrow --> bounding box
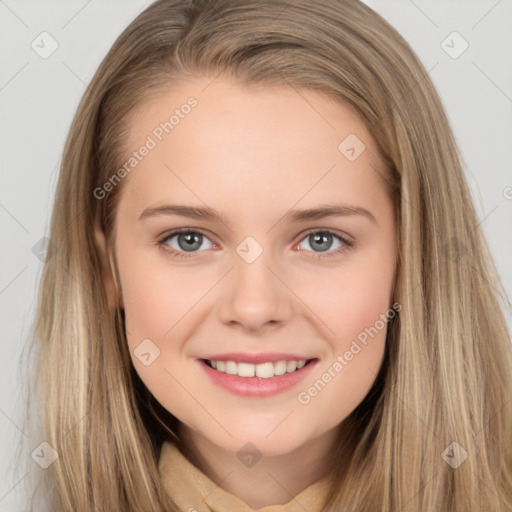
[138,203,378,226]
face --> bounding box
[110,75,397,457]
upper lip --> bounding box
[200,353,316,364]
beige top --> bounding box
[158,440,332,512]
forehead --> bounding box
[117,75,389,223]
[124,74,376,156]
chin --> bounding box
[209,427,309,458]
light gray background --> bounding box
[1,1,511,510]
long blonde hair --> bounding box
[28,0,512,510]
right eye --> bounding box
[158,229,216,259]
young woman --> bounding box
[29,0,512,510]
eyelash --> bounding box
[157,227,353,260]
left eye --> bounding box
[296,230,346,254]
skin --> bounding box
[99,75,397,509]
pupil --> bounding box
[179,233,201,251]
[311,233,331,252]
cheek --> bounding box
[295,248,394,414]
[296,275,390,427]
[118,247,199,342]
[116,249,203,417]
[305,248,395,345]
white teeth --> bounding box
[273,360,287,376]
[225,361,238,375]
[207,359,309,378]
[286,361,297,373]
[255,362,274,379]
[237,362,255,377]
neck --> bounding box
[175,423,338,510]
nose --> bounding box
[218,251,294,333]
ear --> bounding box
[94,224,123,310]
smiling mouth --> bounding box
[202,358,316,379]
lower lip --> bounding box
[197,358,318,398]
